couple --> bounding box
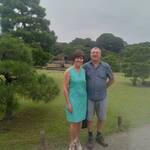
[64,47,114,150]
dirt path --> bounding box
[84,124,150,150]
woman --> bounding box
[64,50,87,150]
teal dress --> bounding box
[66,66,87,123]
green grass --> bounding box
[0,70,150,150]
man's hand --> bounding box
[106,77,114,88]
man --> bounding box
[83,47,114,149]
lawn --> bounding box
[0,70,150,150]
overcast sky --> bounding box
[40,0,150,44]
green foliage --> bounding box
[0,34,33,64]
[13,29,56,53]
[0,60,59,119]
[0,60,33,119]
[70,38,95,48]
[53,35,125,65]
[0,60,35,85]
[0,84,18,119]
[52,38,95,61]
[61,39,95,61]
[96,33,126,53]
[122,43,150,85]
[1,71,149,149]
[25,74,59,102]
[70,38,95,61]
[32,48,52,66]
[53,42,68,56]
[0,35,59,120]
[0,0,56,65]
[63,43,90,61]
[61,40,122,71]
[102,49,121,72]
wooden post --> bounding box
[39,130,48,150]
[117,116,123,131]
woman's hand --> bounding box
[67,103,73,113]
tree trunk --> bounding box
[132,77,137,86]
[141,78,145,85]
[3,104,13,120]
[3,111,13,120]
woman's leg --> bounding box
[75,122,83,149]
[69,123,77,144]
[76,122,82,141]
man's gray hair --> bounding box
[91,47,101,52]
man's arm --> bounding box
[106,64,114,88]
[106,74,114,88]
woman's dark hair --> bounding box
[72,49,84,61]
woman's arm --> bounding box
[63,70,73,113]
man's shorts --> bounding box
[87,98,107,121]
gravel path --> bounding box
[84,124,150,150]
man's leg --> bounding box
[88,120,93,132]
[95,99,108,147]
[97,119,104,133]
[86,100,95,149]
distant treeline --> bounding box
[0,0,149,86]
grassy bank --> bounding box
[0,70,150,150]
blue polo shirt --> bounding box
[83,61,113,101]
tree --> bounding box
[70,38,95,48]
[63,43,90,62]
[62,38,95,61]
[0,0,57,65]
[102,49,121,72]
[52,42,67,56]
[122,43,150,86]
[71,38,96,60]
[0,34,33,64]
[32,47,53,66]
[96,33,127,53]
[0,35,59,120]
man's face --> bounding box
[90,48,101,62]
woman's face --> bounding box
[74,57,84,67]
